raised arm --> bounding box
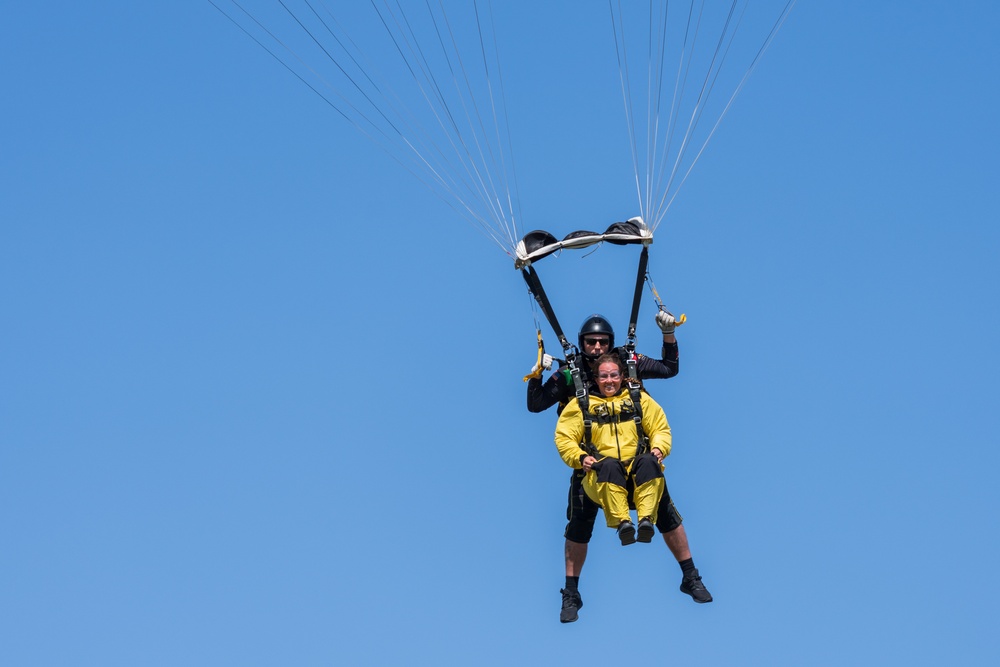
[634,310,680,380]
[527,366,573,413]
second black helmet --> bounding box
[578,314,615,351]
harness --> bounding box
[519,227,654,460]
[619,350,649,458]
[567,357,600,459]
[568,352,649,460]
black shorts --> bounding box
[563,469,683,544]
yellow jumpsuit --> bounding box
[554,388,672,527]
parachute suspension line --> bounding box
[472,0,524,249]
[651,0,798,230]
[294,0,490,229]
[609,0,645,222]
[653,0,704,228]
[454,0,523,251]
[308,1,466,164]
[645,1,670,226]
[404,1,507,228]
[609,1,797,234]
[613,0,704,226]
[372,0,521,252]
[643,2,654,222]
[649,0,683,227]
[373,1,510,242]
[282,0,403,135]
[307,0,506,233]
[211,0,487,235]
[522,285,546,382]
[653,0,744,228]
[646,271,687,326]
[348,0,520,255]
[214,0,524,258]
[211,0,514,256]
[610,0,697,226]
[526,285,542,335]
[212,0,392,139]
[436,0,520,248]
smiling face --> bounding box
[596,360,623,397]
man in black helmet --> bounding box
[526,312,713,623]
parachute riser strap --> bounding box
[521,266,572,354]
[616,346,647,456]
[626,246,650,345]
[567,352,600,459]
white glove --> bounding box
[655,310,676,335]
[531,353,554,374]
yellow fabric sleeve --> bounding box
[640,392,672,458]
[554,398,587,469]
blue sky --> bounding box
[3,2,1000,665]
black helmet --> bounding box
[578,314,615,352]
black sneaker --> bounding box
[680,569,713,603]
[560,588,583,623]
[617,520,636,546]
[637,517,655,543]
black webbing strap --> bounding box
[618,348,649,457]
[627,381,648,457]
[626,246,649,343]
[625,245,650,456]
[521,266,571,352]
[520,264,599,458]
[568,353,600,459]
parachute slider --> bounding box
[513,217,653,269]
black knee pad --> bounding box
[655,497,684,533]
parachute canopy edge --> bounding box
[513,216,652,269]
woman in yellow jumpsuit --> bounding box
[554,353,671,545]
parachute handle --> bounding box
[522,329,546,382]
[646,272,686,327]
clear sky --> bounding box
[3,2,1000,665]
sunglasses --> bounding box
[583,337,610,347]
